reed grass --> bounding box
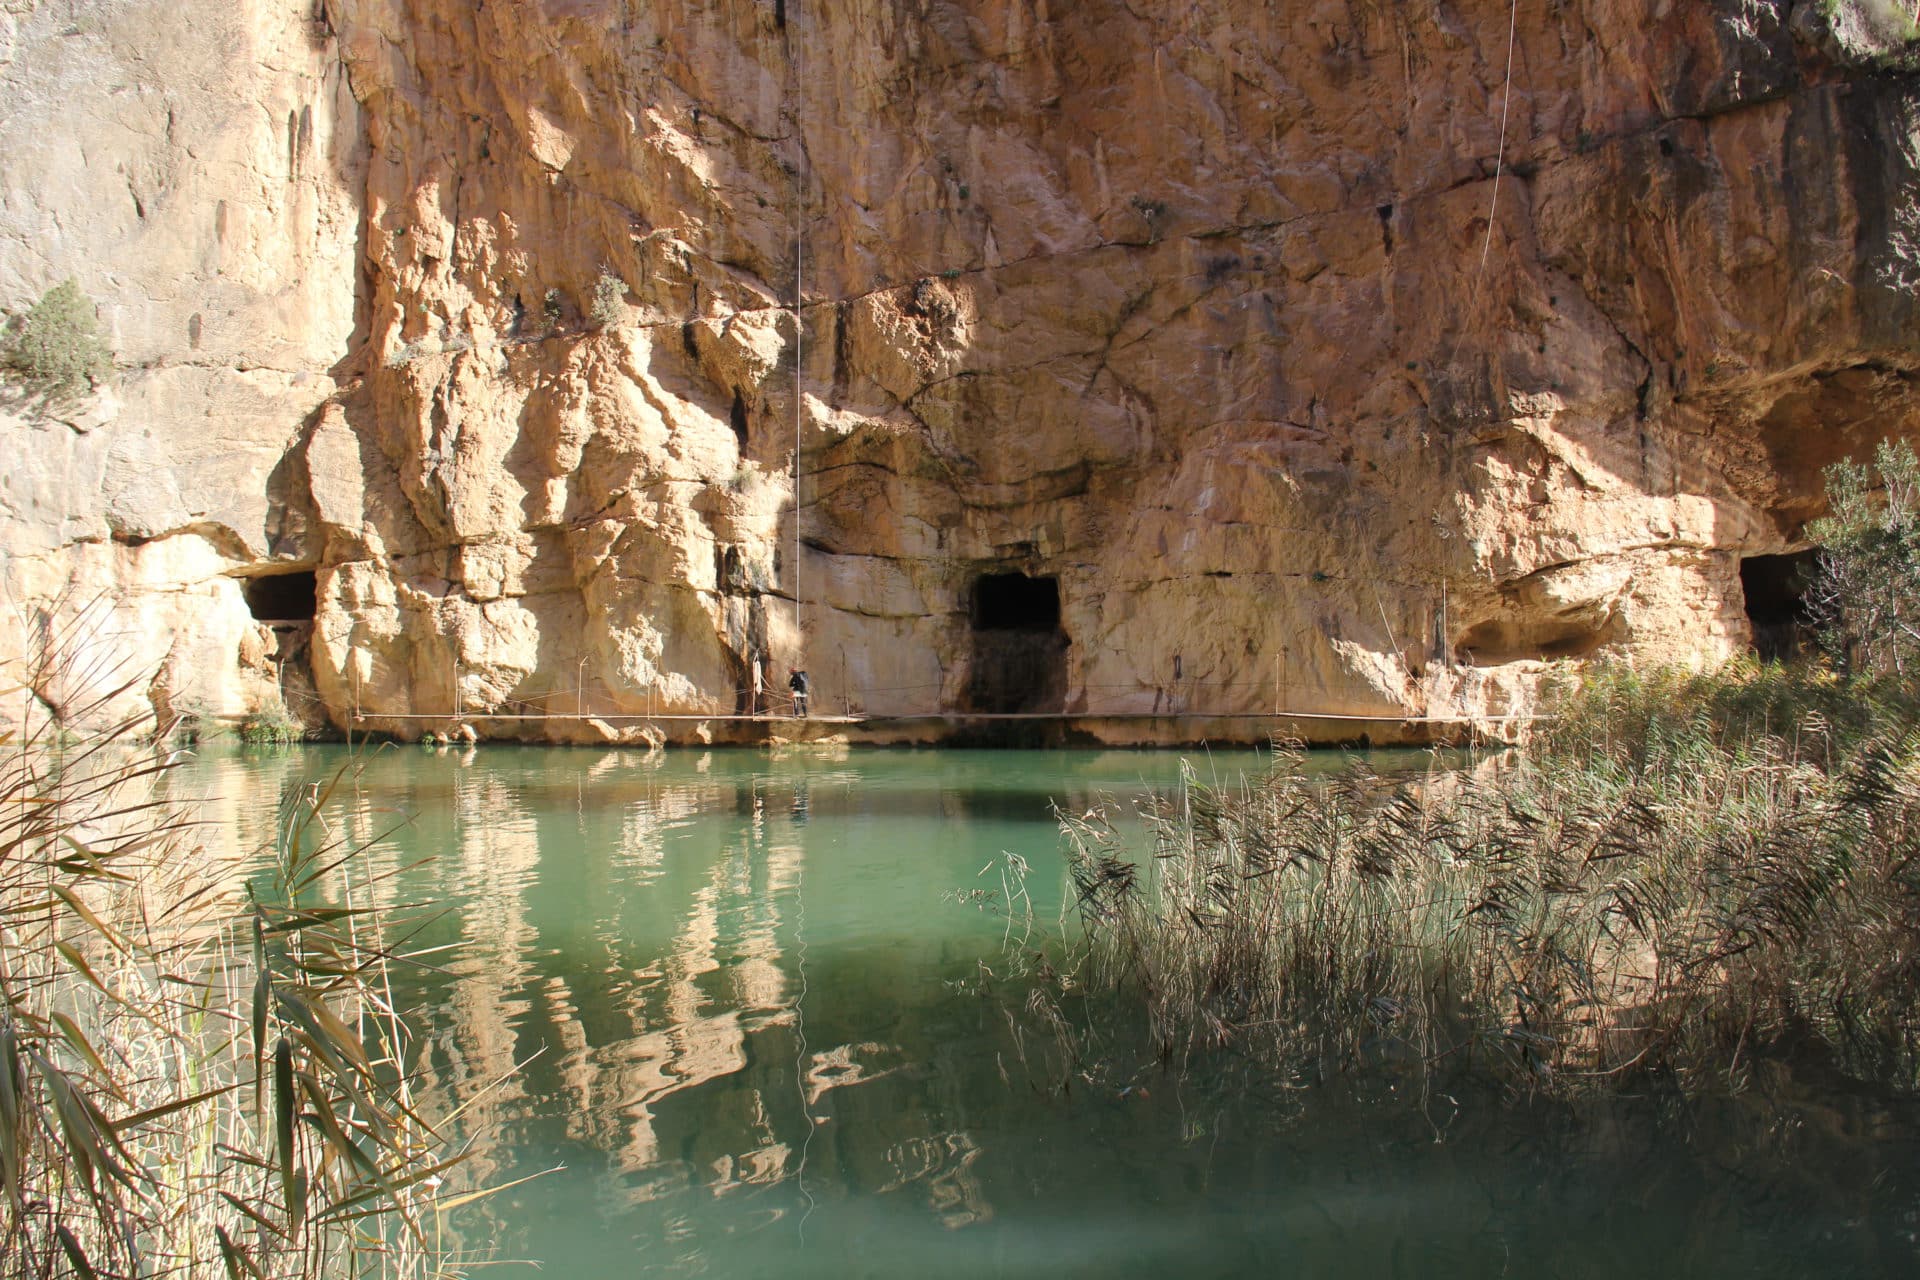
[2,625,492,1277]
[1047,662,1920,1097]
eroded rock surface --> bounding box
[5,0,1920,743]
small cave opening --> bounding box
[973,572,1059,631]
[967,573,1068,715]
[244,569,318,623]
[1741,551,1820,663]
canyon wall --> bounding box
[4,0,1920,744]
[0,0,362,732]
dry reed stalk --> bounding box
[1041,669,1920,1099]
[1,604,504,1279]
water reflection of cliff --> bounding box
[163,743,1350,1244]
[301,747,1033,1228]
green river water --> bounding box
[175,745,1920,1278]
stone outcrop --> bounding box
[5,0,1920,744]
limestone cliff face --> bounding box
[4,0,1920,743]
[0,0,362,730]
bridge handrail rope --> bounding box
[384,672,1523,716]
[356,669,1548,726]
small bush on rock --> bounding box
[3,278,112,397]
[590,271,625,328]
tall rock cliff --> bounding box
[4,0,1919,743]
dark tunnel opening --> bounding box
[1740,551,1819,663]
[972,572,1060,631]
[967,573,1068,714]
[244,569,318,623]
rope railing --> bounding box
[345,680,1539,727]
[350,707,1542,726]
[336,663,1541,727]
[414,673,1495,704]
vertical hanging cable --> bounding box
[1476,0,1520,275]
[1443,0,1520,374]
[790,0,805,638]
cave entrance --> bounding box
[967,573,1068,714]
[244,569,317,622]
[1740,551,1819,663]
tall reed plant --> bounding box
[1,628,491,1277]
[1051,668,1920,1097]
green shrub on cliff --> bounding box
[3,278,112,398]
[590,270,626,328]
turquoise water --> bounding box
[178,746,1920,1278]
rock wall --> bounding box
[0,0,363,732]
[5,0,1920,744]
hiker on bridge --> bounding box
[788,668,811,717]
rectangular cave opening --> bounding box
[967,573,1068,715]
[1740,550,1819,663]
[972,572,1060,631]
[244,569,318,623]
